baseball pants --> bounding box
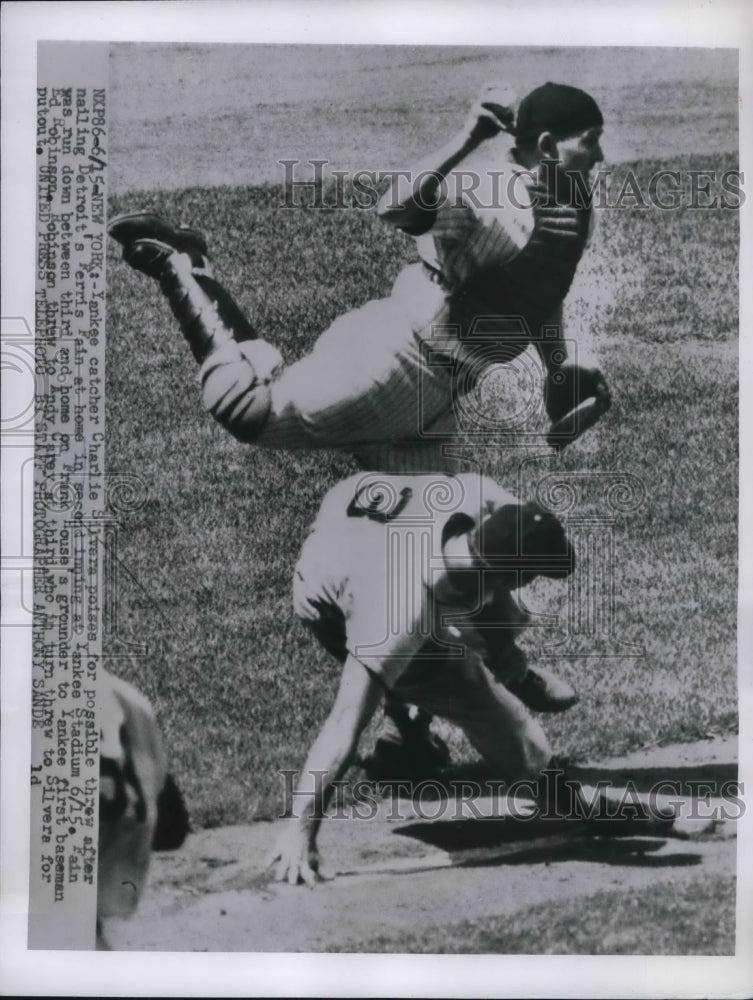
[301,604,551,783]
[199,266,465,471]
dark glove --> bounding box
[545,363,611,424]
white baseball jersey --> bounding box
[294,472,529,688]
[416,149,593,365]
[201,147,593,472]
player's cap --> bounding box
[473,502,575,579]
[515,82,603,141]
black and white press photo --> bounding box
[2,2,751,997]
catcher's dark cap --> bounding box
[473,502,575,579]
[515,82,603,141]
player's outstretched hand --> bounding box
[267,823,334,888]
[464,81,517,144]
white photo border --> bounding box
[2,0,751,996]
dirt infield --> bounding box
[105,737,737,952]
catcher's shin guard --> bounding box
[124,239,256,365]
[109,212,256,364]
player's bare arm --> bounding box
[376,82,516,235]
[268,654,384,886]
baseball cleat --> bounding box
[108,211,208,256]
[506,665,579,713]
[109,212,257,361]
[120,238,187,279]
[547,390,611,450]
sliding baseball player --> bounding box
[269,472,674,886]
[108,81,610,470]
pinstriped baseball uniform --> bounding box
[200,152,592,472]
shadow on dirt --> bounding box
[459,838,702,869]
[393,818,703,869]
[566,762,738,798]
[375,759,738,801]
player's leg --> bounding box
[462,581,579,713]
[368,642,575,784]
[392,647,552,781]
[366,694,450,782]
[219,296,456,450]
[108,213,258,358]
[109,214,456,451]
[477,637,579,713]
[394,652,574,817]
[393,649,677,830]
[109,213,282,441]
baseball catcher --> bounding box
[108,81,611,470]
[107,81,612,778]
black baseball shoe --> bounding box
[108,211,257,351]
[506,665,579,713]
[108,212,209,278]
[108,212,207,254]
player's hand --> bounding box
[267,823,334,888]
[544,363,611,424]
[464,81,517,144]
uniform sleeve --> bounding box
[428,200,524,289]
[420,157,534,289]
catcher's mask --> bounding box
[472,501,575,583]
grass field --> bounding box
[108,44,738,193]
[106,151,738,830]
[342,871,737,954]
